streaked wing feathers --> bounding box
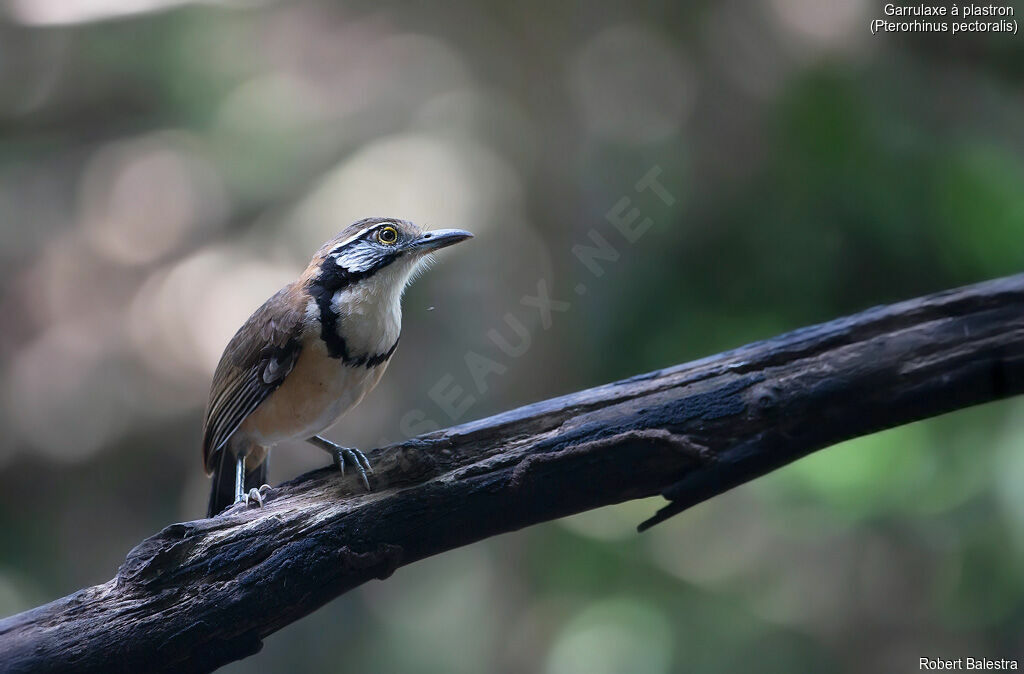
[201,285,306,473]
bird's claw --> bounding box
[246,487,263,508]
[332,447,373,491]
[246,484,273,509]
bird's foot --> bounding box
[308,436,374,491]
[331,447,373,491]
[246,484,273,509]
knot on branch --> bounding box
[116,522,210,589]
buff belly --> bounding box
[236,339,388,462]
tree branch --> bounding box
[2,273,1023,674]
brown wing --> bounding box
[201,284,306,473]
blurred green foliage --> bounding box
[0,1,1022,672]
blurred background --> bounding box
[1,0,1023,672]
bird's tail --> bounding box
[207,451,268,518]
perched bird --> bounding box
[202,217,472,517]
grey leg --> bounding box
[234,453,246,504]
[307,436,372,490]
[234,450,269,509]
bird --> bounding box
[202,217,472,517]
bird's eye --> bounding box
[377,226,399,245]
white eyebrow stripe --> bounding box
[329,222,393,255]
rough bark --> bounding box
[1,273,1023,674]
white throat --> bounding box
[327,256,425,357]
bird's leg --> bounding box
[234,452,246,505]
[234,450,267,508]
[307,436,372,490]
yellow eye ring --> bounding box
[377,226,399,245]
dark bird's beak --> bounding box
[409,228,474,253]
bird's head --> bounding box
[304,217,472,298]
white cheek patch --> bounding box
[333,241,380,273]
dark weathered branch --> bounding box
[2,273,1023,674]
